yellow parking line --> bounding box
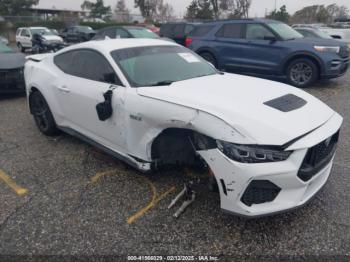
[90,170,118,185]
[127,180,176,225]
[0,169,28,196]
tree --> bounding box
[290,5,339,24]
[81,0,112,19]
[219,0,251,18]
[266,5,290,23]
[185,0,200,21]
[157,0,174,22]
[196,0,214,20]
[210,0,220,19]
[326,4,349,23]
[0,0,39,16]
[115,0,131,22]
[134,0,158,21]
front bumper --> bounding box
[197,113,343,217]
[321,57,350,79]
[0,68,25,94]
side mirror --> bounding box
[264,36,277,43]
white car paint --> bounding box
[16,27,63,49]
[24,39,343,217]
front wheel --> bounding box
[286,58,319,88]
[199,52,218,68]
[29,91,59,136]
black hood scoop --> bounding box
[264,94,307,112]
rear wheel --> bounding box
[17,43,25,53]
[199,52,218,68]
[286,58,318,88]
[29,91,59,136]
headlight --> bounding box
[314,46,340,53]
[217,141,292,163]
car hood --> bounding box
[137,74,335,145]
[42,35,63,42]
[0,53,25,69]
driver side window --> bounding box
[54,49,123,86]
[246,24,275,40]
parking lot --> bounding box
[0,72,349,257]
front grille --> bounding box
[298,131,339,182]
[241,180,281,207]
[0,68,24,80]
[339,46,350,58]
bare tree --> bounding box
[157,0,175,22]
[115,0,131,23]
[219,0,251,18]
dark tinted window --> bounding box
[54,49,122,85]
[190,25,214,37]
[185,25,195,35]
[116,28,130,38]
[216,24,244,38]
[174,24,185,37]
[104,28,116,38]
[160,24,174,36]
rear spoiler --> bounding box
[26,53,52,62]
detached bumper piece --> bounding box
[241,180,281,207]
[0,68,25,93]
[298,130,339,182]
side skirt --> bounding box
[58,126,152,173]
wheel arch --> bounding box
[282,52,324,77]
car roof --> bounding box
[59,38,178,54]
[203,18,277,25]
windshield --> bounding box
[314,30,333,39]
[111,46,217,87]
[127,28,159,39]
[0,42,13,53]
[31,28,55,36]
[268,22,303,40]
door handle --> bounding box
[57,85,70,93]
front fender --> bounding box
[280,51,325,75]
[125,94,253,161]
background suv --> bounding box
[187,19,350,87]
[160,22,198,46]
[60,26,96,43]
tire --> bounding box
[286,58,319,88]
[29,91,59,136]
[17,43,25,53]
[199,52,218,68]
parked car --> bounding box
[295,27,334,39]
[93,26,159,40]
[0,36,9,45]
[0,42,25,94]
[25,39,342,218]
[187,19,350,88]
[160,22,198,46]
[16,27,64,53]
[60,26,96,43]
[319,28,350,43]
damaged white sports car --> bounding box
[24,39,342,217]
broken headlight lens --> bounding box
[216,141,292,163]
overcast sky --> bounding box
[37,0,350,17]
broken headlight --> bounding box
[216,141,292,163]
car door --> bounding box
[52,49,127,150]
[214,23,247,70]
[241,23,285,74]
[21,29,32,47]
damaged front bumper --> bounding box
[197,113,343,218]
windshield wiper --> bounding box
[149,80,174,86]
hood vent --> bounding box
[264,94,307,112]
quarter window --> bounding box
[216,24,244,39]
[54,49,122,85]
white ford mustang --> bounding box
[24,39,342,217]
